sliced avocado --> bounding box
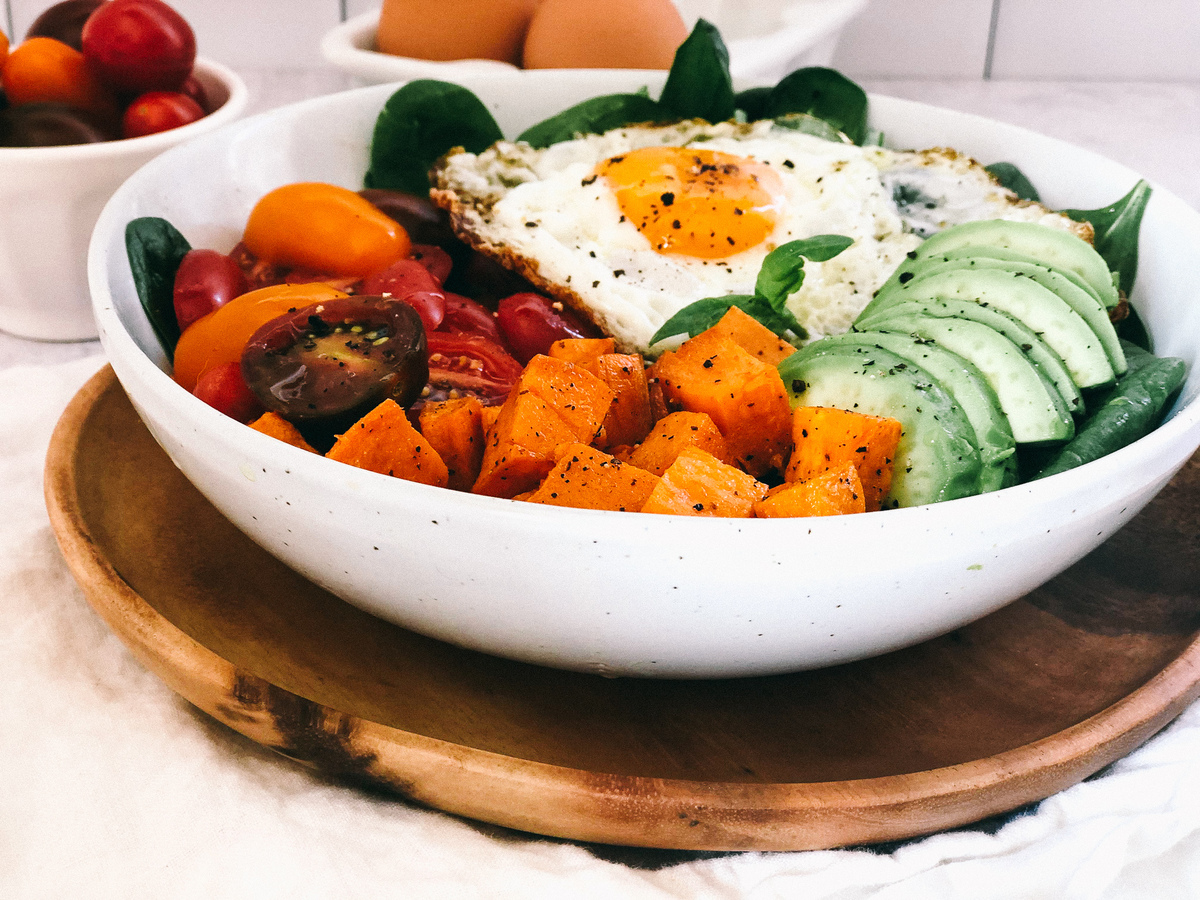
[872,252,1127,377]
[860,311,1075,445]
[870,267,1116,391]
[855,296,1083,417]
[823,331,1016,494]
[909,219,1120,311]
[778,341,982,507]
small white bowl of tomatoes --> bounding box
[0,0,247,341]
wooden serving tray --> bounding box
[45,367,1200,852]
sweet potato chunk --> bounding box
[710,306,797,365]
[515,354,616,445]
[548,337,616,368]
[786,406,903,512]
[593,353,653,449]
[327,399,449,487]
[627,410,730,476]
[640,447,767,517]
[248,412,318,453]
[525,443,660,512]
[753,463,866,518]
[649,330,792,479]
[472,388,577,498]
[419,397,485,491]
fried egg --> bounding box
[431,118,1090,353]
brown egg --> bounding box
[521,0,688,70]
[376,0,543,64]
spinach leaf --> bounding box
[734,86,772,121]
[756,235,855,310]
[1063,179,1152,296]
[658,19,735,123]
[762,67,868,145]
[365,80,503,195]
[126,217,190,362]
[985,162,1040,202]
[518,93,662,149]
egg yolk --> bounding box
[595,146,784,259]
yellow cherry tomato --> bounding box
[173,282,349,392]
[2,37,118,116]
[242,182,412,277]
[1,30,10,70]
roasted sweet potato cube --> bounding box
[786,406,903,512]
[753,463,866,518]
[327,399,449,487]
[472,388,578,498]
[627,410,730,476]
[640,447,767,517]
[593,353,653,449]
[710,306,797,365]
[515,354,616,445]
[649,330,792,479]
[548,337,616,368]
[419,397,485,491]
[248,411,318,453]
[525,443,660,512]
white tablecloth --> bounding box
[3,354,1200,899]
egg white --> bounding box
[432,119,1087,353]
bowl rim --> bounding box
[88,78,1200,529]
[0,56,249,163]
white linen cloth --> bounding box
[4,355,1200,900]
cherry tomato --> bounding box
[1,29,10,67]
[409,243,454,285]
[173,248,250,332]
[439,292,503,341]
[121,89,204,137]
[80,0,195,93]
[241,296,428,430]
[193,361,264,423]
[26,0,107,51]
[173,282,348,392]
[2,37,118,116]
[358,188,457,248]
[425,331,523,405]
[359,258,446,331]
[0,101,115,146]
[178,72,209,112]
[496,292,598,364]
[243,182,412,278]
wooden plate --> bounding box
[45,367,1200,852]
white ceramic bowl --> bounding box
[0,58,248,342]
[89,74,1200,678]
[321,0,868,85]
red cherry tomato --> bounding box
[121,90,204,138]
[173,249,250,332]
[360,258,446,331]
[439,292,503,341]
[496,292,598,364]
[409,243,454,284]
[425,331,523,405]
[178,72,210,112]
[193,361,264,423]
[81,0,196,93]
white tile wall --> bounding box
[5,0,1200,82]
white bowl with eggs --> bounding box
[89,73,1200,678]
[321,0,869,85]
[0,58,247,342]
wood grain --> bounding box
[44,366,1200,851]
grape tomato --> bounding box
[193,361,264,423]
[81,0,196,93]
[173,248,250,332]
[121,89,204,138]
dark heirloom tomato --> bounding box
[0,101,115,146]
[424,331,523,405]
[26,0,107,51]
[357,188,458,248]
[496,292,599,364]
[241,296,427,432]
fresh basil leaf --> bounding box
[985,162,1040,202]
[734,86,772,121]
[126,216,190,362]
[365,80,503,195]
[1063,179,1152,296]
[518,93,663,149]
[762,67,868,145]
[658,19,735,123]
[648,293,804,346]
[755,235,854,309]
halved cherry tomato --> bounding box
[496,292,599,364]
[424,331,523,405]
[408,244,454,285]
[173,282,348,392]
[2,37,118,116]
[173,249,251,332]
[360,258,445,331]
[80,0,195,93]
[193,361,264,423]
[439,291,503,342]
[121,89,204,138]
[243,183,412,278]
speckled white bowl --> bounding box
[89,75,1200,678]
[0,58,247,342]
